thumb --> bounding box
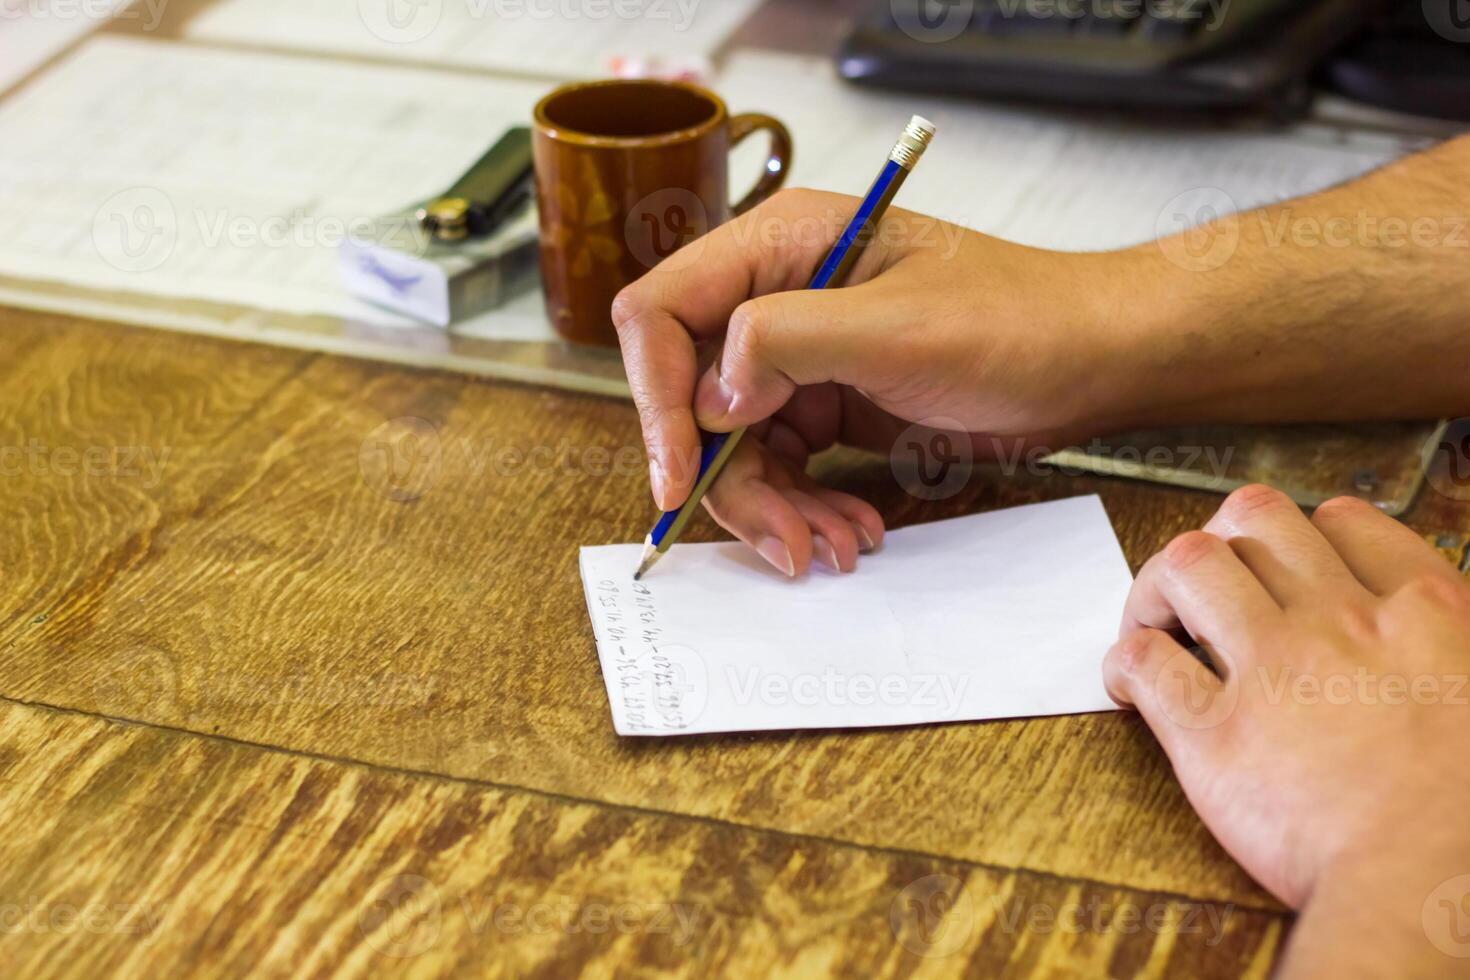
[693,284,888,430]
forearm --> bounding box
[1095,133,1470,432]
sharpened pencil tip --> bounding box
[633,541,660,580]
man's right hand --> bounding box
[612,188,1139,576]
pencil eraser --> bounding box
[909,115,936,136]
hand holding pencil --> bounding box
[611,117,1140,578]
[628,116,936,579]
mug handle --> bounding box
[728,113,792,217]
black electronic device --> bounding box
[839,0,1387,118]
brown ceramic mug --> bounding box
[532,79,792,347]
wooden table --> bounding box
[1,306,1466,978]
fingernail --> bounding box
[649,459,668,510]
[852,523,876,553]
[812,534,839,572]
[695,374,734,424]
[756,536,795,577]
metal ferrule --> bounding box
[889,117,935,171]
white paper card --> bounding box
[580,495,1133,736]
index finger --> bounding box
[613,305,701,510]
[1121,531,1284,672]
[611,189,858,510]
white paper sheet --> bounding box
[0,36,551,324]
[0,0,133,96]
[716,52,1416,251]
[579,495,1133,736]
[186,0,763,81]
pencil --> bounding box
[634,114,937,580]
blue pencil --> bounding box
[634,115,937,580]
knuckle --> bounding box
[634,397,692,435]
[609,285,646,333]
[1310,495,1372,525]
[1163,530,1222,571]
[629,397,694,460]
[1397,573,1470,611]
[1222,483,1291,520]
[727,301,770,359]
[1112,630,1158,676]
[1336,601,1382,643]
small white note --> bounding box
[579,495,1134,736]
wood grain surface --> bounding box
[0,699,1285,978]
[2,307,1465,977]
